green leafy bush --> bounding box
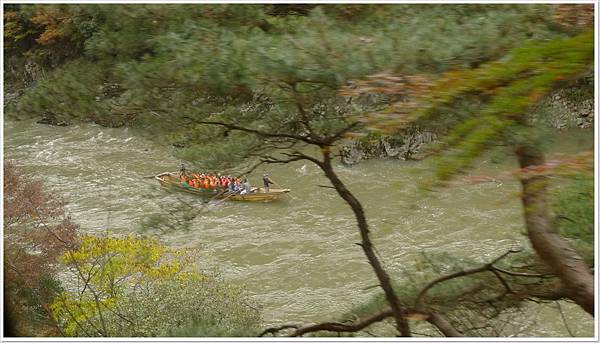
[551,175,594,265]
[50,235,261,337]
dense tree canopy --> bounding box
[4,3,594,338]
[7,4,583,156]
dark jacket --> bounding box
[263,176,274,188]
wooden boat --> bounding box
[155,172,290,202]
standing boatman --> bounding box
[179,163,188,178]
[263,173,274,192]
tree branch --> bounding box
[258,324,300,337]
[515,143,594,316]
[426,313,464,337]
[415,248,521,309]
[325,121,361,145]
[191,119,321,145]
[490,269,514,295]
[293,96,318,141]
[260,307,463,338]
[318,149,410,336]
[492,266,552,278]
[282,151,323,167]
[556,301,575,337]
[289,308,394,337]
[260,155,306,165]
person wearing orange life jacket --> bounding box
[181,175,192,189]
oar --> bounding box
[211,190,239,206]
[143,171,177,179]
[269,177,285,190]
[204,188,227,204]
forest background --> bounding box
[3,3,596,338]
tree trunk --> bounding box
[427,313,463,337]
[515,144,594,316]
[320,149,412,336]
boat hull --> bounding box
[154,172,290,202]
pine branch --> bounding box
[415,248,521,308]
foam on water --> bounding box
[4,119,594,337]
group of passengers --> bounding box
[180,172,254,194]
[178,164,275,194]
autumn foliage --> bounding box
[4,161,78,336]
[4,162,260,337]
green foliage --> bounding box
[6,4,582,169]
[361,30,593,184]
[51,235,260,337]
[5,5,594,337]
[166,314,260,337]
[4,273,65,337]
[551,175,594,265]
[341,251,560,337]
[11,60,115,123]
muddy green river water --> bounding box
[4,119,594,337]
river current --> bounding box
[4,119,594,337]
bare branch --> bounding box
[490,269,514,295]
[290,308,395,337]
[492,266,553,278]
[282,151,323,167]
[426,313,464,337]
[325,121,361,145]
[415,249,521,309]
[528,287,567,301]
[238,160,267,177]
[258,324,300,337]
[318,149,410,336]
[190,119,321,145]
[260,307,464,338]
[293,98,318,140]
[260,155,306,165]
[555,301,575,337]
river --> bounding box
[4,119,594,337]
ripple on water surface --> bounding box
[4,120,594,336]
